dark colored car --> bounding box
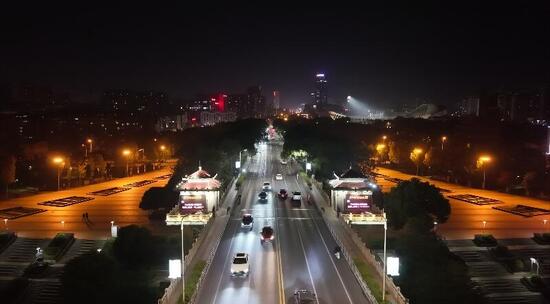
[294,289,316,303]
[278,189,288,199]
[260,226,274,243]
[258,191,268,200]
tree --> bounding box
[61,252,119,304]
[112,225,156,269]
[139,187,178,211]
[384,178,450,233]
[0,153,16,196]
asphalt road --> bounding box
[0,167,173,239]
[195,143,370,304]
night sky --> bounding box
[2,3,550,109]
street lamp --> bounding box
[52,157,64,191]
[122,149,131,176]
[482,220,487,233]
[412,148,423,176]
[376,143,386,163]
[87,138,93,153]
[180,220,186,303]
[160,145,166,160]
[239,149,248,170]
[441,136,447,151]
[477,155,492,189]
[382,135,387,142]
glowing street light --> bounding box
[411,148,423,176]
[122,149,131,176]
[477,155,492,189]
[382,135,387,142]
[482,220,487,233]
[87,138,93,153]
[52,157,65,191]
[441,136,447,151]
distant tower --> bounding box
[273,91,280,110]
[312,73,328,104]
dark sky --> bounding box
[2,3,550,109]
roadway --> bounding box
[0,166,173,239]
[375,167,550,240]
[195,142,370,304]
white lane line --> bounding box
[211,220,239,304]
[311,217,354,304]
[295,221,320,304]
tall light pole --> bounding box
[160,145,166,160]
[382,218,387,302]
[87,138,93,153]
[478,156,491,189]
[412,148,423,176]
[122,149,131,176]
[441,136,447,151]
[52,157,64,191]
[181,220,185,303]
[239,149,247,168]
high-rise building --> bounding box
[247,86,265,118]
[273,91,280,110]
[311,73,328,104]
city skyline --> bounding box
[2,3,550,108]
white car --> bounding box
[291,191,302,201]
[263,182,271,191]
[275,174,283,181]
[231,253,250,277]
[241,214,253,229]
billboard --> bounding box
[180,194,206,214]
[344,193,372,213]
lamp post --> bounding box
[87,138,93,153]
[239,149,247,169]
[181,220,185,303]
[478,156,491,189]
[382,219,387,302]
[160,145,166,160]
[441,136,447,151]
[412,148,423,176]
[52,157,64,191]
[122,149,131,176]
[482,220,487,234]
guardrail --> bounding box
[323,216,379,304]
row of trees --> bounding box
[278,117,549,196]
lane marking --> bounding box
[211,220,239,304]
[296,221,320,304]
[311,216,354,304]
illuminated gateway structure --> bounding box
[328,168,385,224]
[165,166,221,225]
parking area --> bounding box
[38,196,94,207]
